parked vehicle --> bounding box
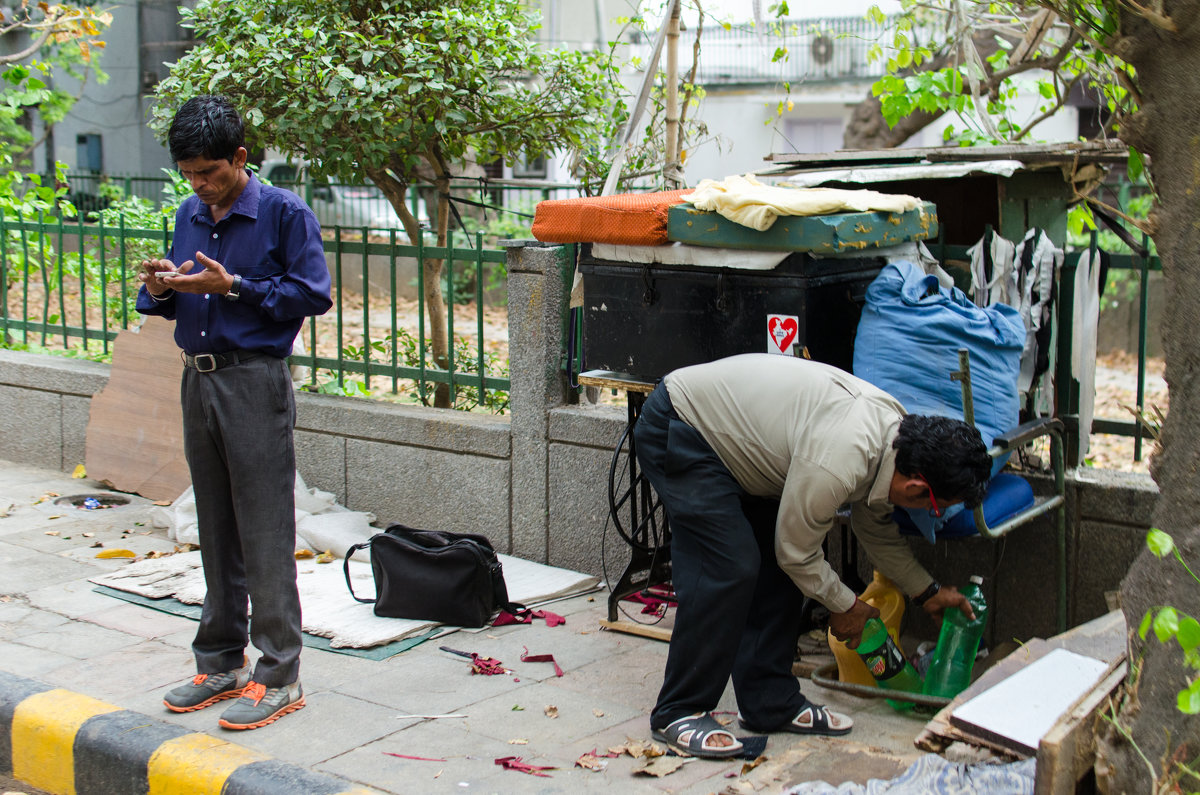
[259,159,424,232]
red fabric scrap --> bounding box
[495,756,556,777]
[469,653,508,676]
[383,752,447,762]
[493,608,566,627]
[520,646,564,677]
[623,592,669,616]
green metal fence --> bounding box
[59,171,575,237]
[0,212,511,412]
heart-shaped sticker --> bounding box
[767,315,799,355]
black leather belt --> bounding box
[181,350,264,373]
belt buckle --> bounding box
[193,353,218,373]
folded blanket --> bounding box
[684,174,922,231]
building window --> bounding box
[76,133,103,173]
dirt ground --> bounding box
[1088,351,1166,474]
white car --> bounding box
[259,159,424,232]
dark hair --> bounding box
[894,414,991,508]
[168,95,245,163]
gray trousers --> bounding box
[181,354,302,687]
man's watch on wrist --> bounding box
[912,581,941,607]
[224,274,242,302]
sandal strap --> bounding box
[664,712,741,753]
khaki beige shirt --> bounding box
[664,354,934,614]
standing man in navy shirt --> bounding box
[138,95,332,730]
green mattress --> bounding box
[666,201,939,253]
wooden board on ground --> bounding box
[85,316,190,502]
[599,618,672,642]
[1034,662,1127,795]
[949,649,1111,755]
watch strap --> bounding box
[912,581,941,607]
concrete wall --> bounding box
[0,241,1159,645]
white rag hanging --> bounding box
[1013,229,1063,396]
[967,230,1017,308]
[1072,248,1103,461]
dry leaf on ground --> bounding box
[633,756,690,776]
[575,752,608,772]
[543,705,558,719]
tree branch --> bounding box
[1013,71,1083,141]
[0,29,53,65]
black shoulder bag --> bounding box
[344,523,518,628]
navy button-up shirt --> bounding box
[136,171,332,358]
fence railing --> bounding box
[58,171,577,238]
[0,212,511,412]
[628,14,898,86]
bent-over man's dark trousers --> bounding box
[182,354,302,688]
[634,383,813,731]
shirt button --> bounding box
[212,233,219,239]
[204,294,210,300]
[201,331,207,337]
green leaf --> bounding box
[1139,609,1154,640]
[1147,528,1175,558]
[1177,616,1200,652]
[1153,607,1180,643]
[1178,680,1200,714]
[1128,147,1144,182]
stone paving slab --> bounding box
[0,458,932,794]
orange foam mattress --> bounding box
[532,189,692,246]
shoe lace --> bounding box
[191,674,209,686]
[242,681,267,705]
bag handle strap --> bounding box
[344,540,376,604]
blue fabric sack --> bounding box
[853,260,1026,541]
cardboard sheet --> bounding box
[90,550,601,649]
[85,317,190,501]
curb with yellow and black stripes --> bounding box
[0,671,379,795]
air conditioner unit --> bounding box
[811,34,835,66]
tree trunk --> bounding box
[366,164,451,408]
[843,93,944,149]
[1095,6,1200,792]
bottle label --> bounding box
[861,636,908,682]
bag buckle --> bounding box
[192,353,217,372]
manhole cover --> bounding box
[54,493,132,510]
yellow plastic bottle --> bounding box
[827,570,907,687]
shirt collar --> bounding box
[189,169,261,225]
[867,425,901,506]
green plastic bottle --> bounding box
[856,616,924,711]
[922,575,990,698]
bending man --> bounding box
[636,353,990,758]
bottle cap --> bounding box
[970,575,984,585]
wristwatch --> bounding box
[224,274,242,302]
[912,581,941,607]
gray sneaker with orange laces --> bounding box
[218,680,305,730]
[163,659,251,713]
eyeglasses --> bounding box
[917,474,943,518]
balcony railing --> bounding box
[626,15,896,86]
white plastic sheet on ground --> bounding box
[150,470,376,558]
